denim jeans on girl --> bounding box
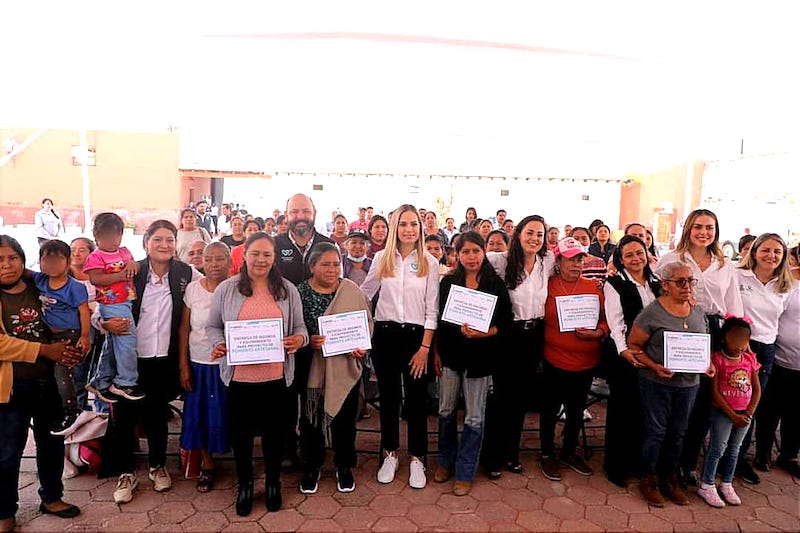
[703,406,751,484]
[91,301,138,389]
[437,367,490,482]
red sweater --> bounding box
[544,276,610,372]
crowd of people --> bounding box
[2,195,800,530]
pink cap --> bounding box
[554,237,587,259]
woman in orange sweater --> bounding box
[539,237,610,482]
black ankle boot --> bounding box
[266,481,282,512]
[236,481,254,516]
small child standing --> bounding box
[30,240,91,435]
[698,315,761,507]
[83,212,144,403]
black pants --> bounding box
[301,383,360,469]
[284,347,314,462]
[540,360,594,457]
[482,322,542,469]
[756,363,800,460]
[229,379,288,484]
[372,322,428,457]
[102,358,174,475]
[604,354,643,480]
[0,378,64,520]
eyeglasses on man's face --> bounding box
[663,277,698,288]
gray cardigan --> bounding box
[206,274,309,387]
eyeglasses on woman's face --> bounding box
[663,277,698,288]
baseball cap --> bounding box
[554,237,587,259]
[347,229,370,241]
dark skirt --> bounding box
[180,362,230,454]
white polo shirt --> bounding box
[736,269,790,344]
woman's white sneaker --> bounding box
[377,452,399,484]
[409,458,427,489]
[113,473,138,504]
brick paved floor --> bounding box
[16,402,800,532]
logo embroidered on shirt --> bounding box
[410,263,419,273]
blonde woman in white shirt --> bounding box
[361,204,440,489]
[656,208,743,487]
[734,233,794,482]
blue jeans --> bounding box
[639,378,699,477]
[437,367,490,482]
[92,302,138,389]
[738,340,775,462]
[0,379,65,520]
[703,407,750,484]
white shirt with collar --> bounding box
[603,269,657,354]
[736,268,789,344]
[775,281,800,370]
[656,250,743,317]
[137,267,203,359]
[487,251,555,321]
[361,249,440,330]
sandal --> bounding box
[197,469,214,493]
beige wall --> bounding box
[0,127,180,231]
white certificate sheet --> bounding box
[225,319,285,365]
[555,294,600,332]
[664,331,711,373]
[441,285,498,334]
[318,310,372,358]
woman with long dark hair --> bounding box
[206,232,307,515]
[34,198,64,245]
[483,215,555,477]
[433,232,512,496]
[602,235,662,487]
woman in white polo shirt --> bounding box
[734,233,794,482]
[755,277,800,479]
[361,204,439,489]
[656,208,743,487]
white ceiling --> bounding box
[2,2,799,176]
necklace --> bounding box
[557,277,581,295]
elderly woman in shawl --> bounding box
[296,242,374,494]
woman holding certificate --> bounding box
[656,209,743,487]
[483,215,554,478]
[602,235,662,487]
[627,261,714,508]
[433,232,512,496]
[539,237,609,482]
[296,242,374,494]
[361,204,440,489]
[206,232,308,516]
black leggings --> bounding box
[301,384,360,469]
[228,379,288,484]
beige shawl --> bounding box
[305,278,374,432]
